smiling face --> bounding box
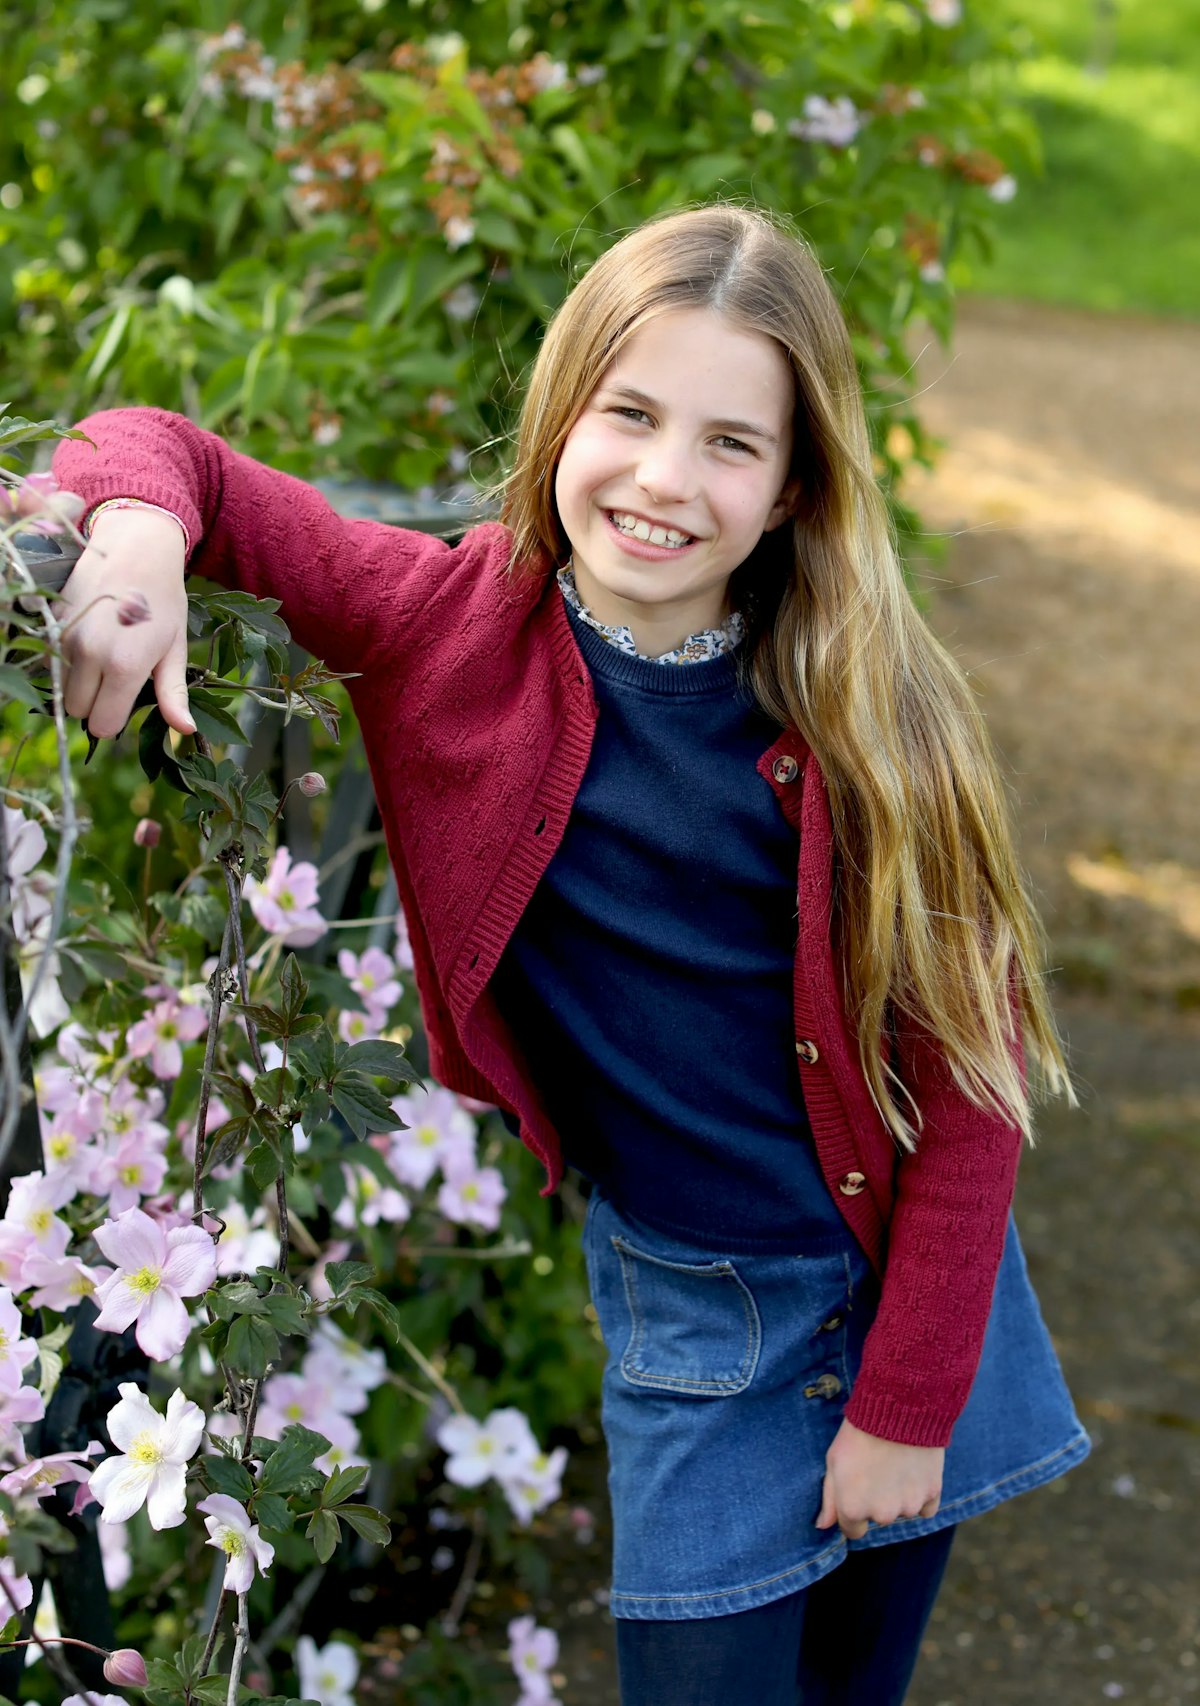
[553,306,799,655]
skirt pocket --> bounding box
[611,1231,762,1397]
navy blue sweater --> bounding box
[491,605,848,1253]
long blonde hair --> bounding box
[501,204,1075,1149]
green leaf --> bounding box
[305,1506,341,1563]
[35,1319,72,1403]
[188,687,249,745]
[259,1290,308,1336]
[323,1259,376,1297]
[251,1490,293,1533]
[203,1115,254,1173]
[144,1659,186,1692]
[340,1039,415,1084]
[0,664,44,710]
[202,1455,256,1501]
[330,1073,402,1139]
[209,1279,269,1319]
[353,1285,403,1343]
[257,1425,330,1497]
[335,1503,391,1547]
[321,1462,369,1506]
[226,1313,279,1378]
[245,1139,282,1191]
[85,301,132,384]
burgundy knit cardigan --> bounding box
[54,409,1027,1449]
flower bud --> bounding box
[133,818,162,848]
[104,1647,149,1685]
[298,771,327,797]
[116,589,152,626]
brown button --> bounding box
[772,754,799,784]
[795,1039,819,1065]
[819,1314,844,1332]
[838,1171,867,1196]
[804,1373,843,1399]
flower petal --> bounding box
[103,1384,158,1452]
[92,1278,147,1335]
[161,1226,219,1295]
[89,1455,152,1522]
[93,1207,164,1271]
[145,1461,189,1530]
[134,1287,190,1361]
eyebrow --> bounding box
[601,385,782,448]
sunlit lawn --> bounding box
[964,0,1200,317]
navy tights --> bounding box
[615,1524,956,1706]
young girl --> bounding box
[52,204,1089,1706]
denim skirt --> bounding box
[582,1188,1091,1621]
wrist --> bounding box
[87,501,189,554]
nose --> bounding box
[634,435,697,506]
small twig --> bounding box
[0,1571,97,1704]
[193,912,234,1219]
[226,1592,249,1706]
[441,1507,486,1638]
[256,1565,326,1658]
[199,1588,228,1676]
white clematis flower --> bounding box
[196,1493,275,1592]
[88,1382,205,1529]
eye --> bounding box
[715,435,754,455]
[610,406,651,425]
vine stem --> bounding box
[226,1594,249,1706]
[0,1571,97,1704]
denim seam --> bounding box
[610,1533,847,1609]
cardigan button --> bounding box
[772,754,799,784]
[795,1038,819,1065]
[819,1314,844,1332]
[838,1171,867,1196]
[804,1373,843,1399]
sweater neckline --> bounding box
[564,601,743,697]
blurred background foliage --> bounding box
[0,0,1034,512]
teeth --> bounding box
[610,512,692,548]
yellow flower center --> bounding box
[220,1529,246,1558]
[29,1208,52,1235]
[48,1134,74,1160]
[118,1164,141,1185]
[128,1265,162,1296]
[0,1329,9,1354]
[129,1433,163,1466]
[461,1182,478,1201]
[278,887,295,910]
[285,1402,303,1420]
[418,1124,437,1147]
[158,1020,178,1040]
[70,1274,95,1297]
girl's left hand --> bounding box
[815,1418,944,1540]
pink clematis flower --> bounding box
[387,1084,477,1189]
[126,991,208,1080]
[22,1252,110,1313]
[2,1170,72,1260]
[93,1133,169,1215]
[92,1208,218,1361]
[196,1493,275,1592]
[337,947,402,1023]
[437,1157,506,1231]
[0,1287,39,1393]
[244,846,328,946]
[508,1615,560,1702]
[0,1442,102,1502]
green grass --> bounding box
[963,0,1200,317]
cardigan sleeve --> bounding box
[841,986,1027,1449]
[51,407,460,679]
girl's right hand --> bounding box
[58,507,195,740]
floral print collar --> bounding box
[556,566,744,665]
